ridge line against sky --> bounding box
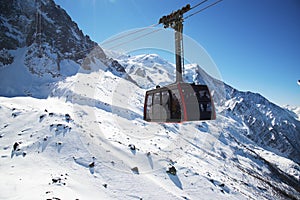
[53,0,300,106]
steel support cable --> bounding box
[63,23,159,57]
[185,0,223,20]
[59,1,223,57]
[107,28,162,50]
[190,0,209,10]
[101,23,159,46]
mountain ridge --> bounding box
[119,53,300,164]
[0,0,132,97]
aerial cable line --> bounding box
[185,0,223,20]
[63,23,160,57]
[66,0,223,57]
[101,0,224,51]
[101,23,159,46]
[107,28,162,50]
[190,0,209,10]
[102,0,224,50]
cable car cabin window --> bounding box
[170,89,182,121]
[152,92,161,120]
[145,94,153,121]
[197,88,214,120]
[198,90,212,111]
[183,88,200,121]
[161,91,171,120]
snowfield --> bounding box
[1,60,300,199]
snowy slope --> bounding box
[1,62,300,199]
[1,0,300,199]
[119,53,300,165]
[0,0,132,98]
[0,47,80,98]
[117,53,176,89]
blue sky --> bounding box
[54,0,300,106]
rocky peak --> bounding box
[222,85,300,164]
[0,0,106,72]
[182,62,300,164]
[0,0,130,78]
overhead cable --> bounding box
[190,0,209,10]
[101,23,159,46]
[106,28,162,50]
[185,0,223,20]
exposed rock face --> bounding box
[0,0,133,75]
[226,88,300,164]
[193,65,300,164]
[0,0,132,96]
[1,0,105,71]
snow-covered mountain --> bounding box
[118,53,300,165]
[0,0,131,98]
[284,105,300,121]
[1,0,300,199]
[1,58,300,199]
[224,88,300,165]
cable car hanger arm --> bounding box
[158,4,191,83]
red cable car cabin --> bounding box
[144,82,216,122]
[143,4,217,122]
